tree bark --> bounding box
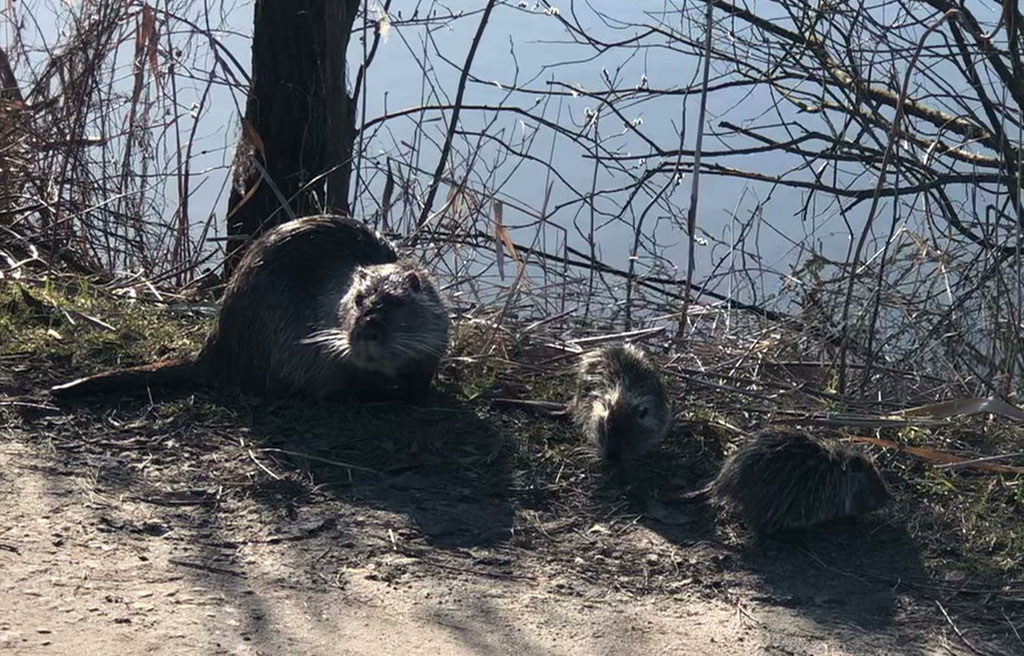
[225,0,360,276]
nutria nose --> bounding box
[352,311,384,340]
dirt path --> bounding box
[0,437,1005,656]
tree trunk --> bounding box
[225,0,360,276]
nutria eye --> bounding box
[638,406,649,418]
[355,293,366,307]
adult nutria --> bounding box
[682,430,891,534]
[50,215,450,401]
[571,343,671,465]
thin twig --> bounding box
[934,452,1024,470]
[257,448,380,475]
[676,0,715,340]
[936,600,988,656]
[416,0,499,227]
[837,9,960,394]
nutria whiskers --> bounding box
[50,215,450,402]
[571,343,671,465]
[682,430,891,534]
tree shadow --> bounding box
[7,399,298,654]
[28,380,516,653]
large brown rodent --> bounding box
[51,215,450,402]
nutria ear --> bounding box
[405,271,422,292]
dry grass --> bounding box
[2,274,1023,646]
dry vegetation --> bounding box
[3,0,1024,653]
[3,277,1024,650]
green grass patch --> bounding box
[0,277,207,383]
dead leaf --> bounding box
[893,396,1024,423]
[381,158,395,230]
[849,435,1024,475]
[141,3,161,88]
[493,199,505,280]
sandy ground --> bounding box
[1,435,1013,656]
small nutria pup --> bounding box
[571,343,671,465]
[683,430,891,534]
[51,215,450,401]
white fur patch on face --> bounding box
[603,386,622,409]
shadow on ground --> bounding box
[12,381,517,653]
[244,390,515,550]
[530,417,936,652]
[15,368,1023,656]
[634,438,932,653]
[740,516,924,630]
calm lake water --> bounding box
[9,1,965,314]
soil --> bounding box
[1,386,1019,656]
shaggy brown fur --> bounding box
[571,343,671,465]
[683,430,891,534]
[51,215,450,402]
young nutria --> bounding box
[682,430,891,534]
[50,215,450,401]
[571,343,671,465]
